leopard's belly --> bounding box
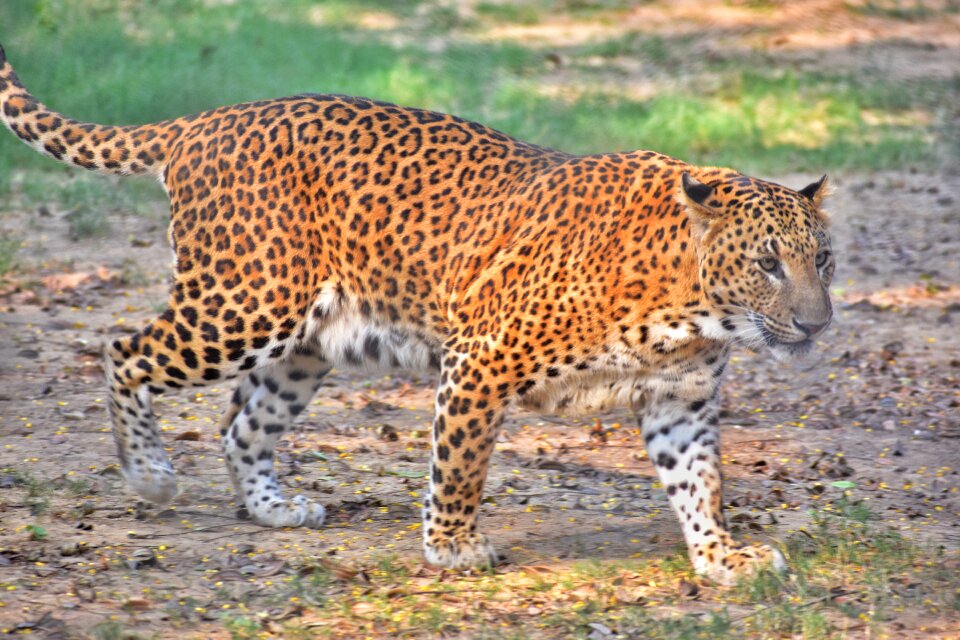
[307,288,442,373]
[517,373,649,415]
[516,350,722,416]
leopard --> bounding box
[0,44,833,585]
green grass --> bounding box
[476,2,544,25]
[0,235,20,276]
[214,503,953,639]
[578,32,685,63]
[13,171,164,237]
[88,620,148,640]
[5,467,51,515]
[0,0,955,200]
[846,0,960,21]
[254,498,956,639]
[222,615,262,640]
[5,466,93,519]
[723,501,955,639]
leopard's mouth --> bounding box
[750,315,815,357]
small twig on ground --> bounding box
[127,523,261,538]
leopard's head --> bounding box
[679,172,834,359]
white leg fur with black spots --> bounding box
[642,396,785,585]
[220,350,331,528]
[105,343,178,505]
[420,351,504,569]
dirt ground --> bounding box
[1,2,960,638]
[1,174,958,637]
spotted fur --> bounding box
[0,45,834,584]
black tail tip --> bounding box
[0,43,6,65]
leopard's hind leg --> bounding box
[219,347,331,528]
[104,340,177,505]
[103,304,307,508]
[103,309,245,505]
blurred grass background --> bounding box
[0,0,957,198]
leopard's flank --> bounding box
[0,45,834,585]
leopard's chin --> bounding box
[751,316,817,361]
[767,338,815,362]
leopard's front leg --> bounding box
[642,393,785,585]
[421,351,505,570]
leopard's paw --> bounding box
[251,494,326,529]
[424,532,499,570]
[698,543,786,586]
[123,461,178,505]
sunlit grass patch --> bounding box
[490,65,947,172]
[2,0,954,196]
[727,503,956,638]
[219,503,957,639]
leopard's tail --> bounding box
[0,43,176,178]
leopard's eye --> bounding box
[757,256,780,273]
[815,250,831,269]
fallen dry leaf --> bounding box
[614,586,648,604]
[350,601,377,616]
[41,266,115,292]
[77,364,104,378]
[42,271,92,291]
[122,597,152,612]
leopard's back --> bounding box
[1,45,831,584]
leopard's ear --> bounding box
[798,174,832,208]
[678,173,722,239]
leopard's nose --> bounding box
[792,318,829,337]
